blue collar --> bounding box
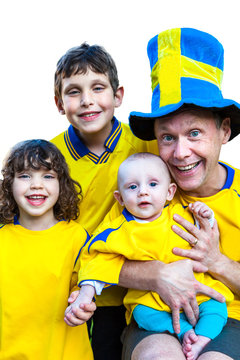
[122,208,135,222]
[63,117,122,163]
[14,216,20,225]
[13,216,65,226]
[219,162,234,190]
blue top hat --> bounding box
[129,28,240,141]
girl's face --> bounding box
[12,166,60,229]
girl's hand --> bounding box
[64,301,96,327]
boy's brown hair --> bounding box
[0,139,82,224]
[54,43,119,100]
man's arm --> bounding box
[172,212,240,297]
[119,258,225,334]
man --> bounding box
[119,28,240,359]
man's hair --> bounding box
[54,43,119,99]
[167,105,225,129]
[0,139,82,223]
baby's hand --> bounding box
[189,201,213,220]
[189,201,215,229]
[64,285,96,327]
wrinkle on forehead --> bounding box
[154,110,216,132]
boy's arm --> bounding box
[64,285,96,327]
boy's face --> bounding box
[114,157,176,221]
[55,69,123,140]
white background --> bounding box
[1,0,239,169]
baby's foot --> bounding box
[182,329,198,360]
[182,330,210,360]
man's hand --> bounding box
[171,211,223,272]
[154,259,225,334]
[119,259,225,334]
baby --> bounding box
[67,153,232,360]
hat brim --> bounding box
[129,98,240,141]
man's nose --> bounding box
[173,137,191,160]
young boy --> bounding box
[67,153,233,360]
[51,43,158,359]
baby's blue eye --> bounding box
[129,184,137,190]
[149,182,157,187]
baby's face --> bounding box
[117,157,176,221]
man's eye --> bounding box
[190,130,200,137]
[163,135,173,142]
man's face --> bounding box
[154,111,231,197]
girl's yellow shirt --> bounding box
[0,220,93,360]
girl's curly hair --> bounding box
[0,139,82,224]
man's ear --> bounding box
[221,117,231,144]
[114,86,124,108]
[166,182,177,201]
[54,96,65,115]
[114,190,124,206]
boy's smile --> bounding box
[56,70,123,148]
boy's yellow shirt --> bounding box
[0,221,93,360]
[51,118,158,234]
[51,117,158,306]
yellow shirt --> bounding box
[51,118,158,235]
[172,161,240,321]
[0,221,93,360]
[79,204,233,324]
[51,117,158,306]
[95,161,240,318]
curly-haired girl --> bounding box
[0,139,95,359]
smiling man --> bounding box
[118,28,240,360]
[154,109,230,197]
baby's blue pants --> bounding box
[133,299,227,341]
